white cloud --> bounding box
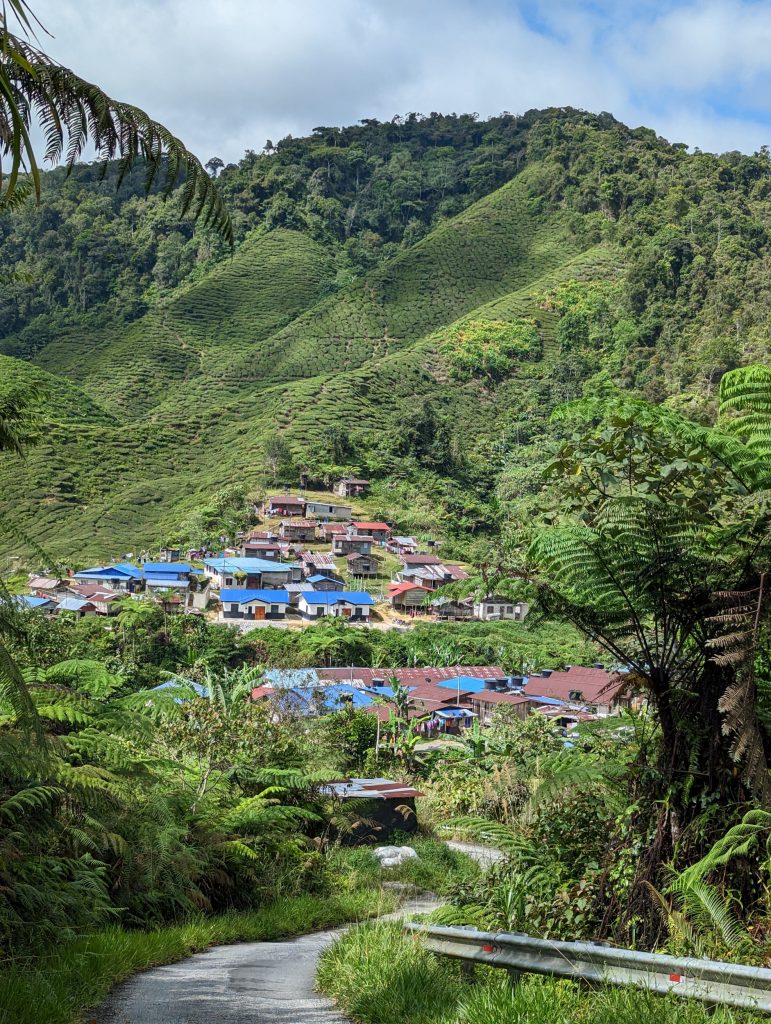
[23,0,771,163]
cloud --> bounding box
[26,0,771,163]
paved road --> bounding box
[445,839,504,870]
[96,896,440,1024]
[96,844,499,1024]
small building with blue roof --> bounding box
[72,563,143,592]
[219,588,290,621]
[297,591,375,621]
[15,594,56,614]
[203,556,301,590]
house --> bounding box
[245,529,279,542]
[203,557,302,590]
[387,582,431,612]
[27,574,70,599]
[158,546,182,562]
[73,563,144,593]
[16,594,57,615]
[141,562,192,595]
[252,683,374,716]
[265,495,306,517]
[321,777,421,842]
[388,536,418,555]
[297,591,375,621]
[473,596,530,622]
[68,584,121,615]
[241,541,285,560]
[335,478,369,498]
[219,588,290,621]
[431,595,473,620]
[352,521,391,544]
[522,666,630,717]
[300,550,340,577]
[306,574,342,592]
[398,563,467,590]
[317,522,348,541]
[319,665,507,688]
[400,553,442,568]
[346,552,379,577]
[304,499,352,521]
[469,690,531,725]
[332,533,373,556]
[55,596,97,618]
[279,519,318,543]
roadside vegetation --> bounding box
[318,922,760,1024]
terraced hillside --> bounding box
[3,106,770,562]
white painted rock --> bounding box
[373,845,419,869]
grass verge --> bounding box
[317,921,764,1024]
[0,889,395,1024]
[327,836,480,898]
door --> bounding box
[254,605,265,620]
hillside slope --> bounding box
[2,108,771,562]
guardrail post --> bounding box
[505,967,522,987]
[460,961,477,984]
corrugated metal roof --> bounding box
[142,562,192,573]
[17,594,53,608]
[56,596,91,611]
[300,591,375,606]
[205,557,299,573]
[219,588,290,605]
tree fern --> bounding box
[0,4,232,242]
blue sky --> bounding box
[31,0,771,163]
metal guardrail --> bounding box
[404,923,771,1012]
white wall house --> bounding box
[472,597,530,622]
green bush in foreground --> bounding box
[0,890,394,1024]
[317,922,762,1024]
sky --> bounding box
[27,0,771,165]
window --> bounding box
[270,605,279,615]
[506,606,513,614]
[225,577,233,586]
[486,605,494,614]
[568,689,583,701]
[229,604,239,613]
[316,608,324,617]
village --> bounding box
[17,478,530,630]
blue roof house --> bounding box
[73,563,143,592]
[219,588,290,621]
[15,594,56,615]
[297,591,375,621]
[203,557,301,590]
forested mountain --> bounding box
[1,106,770,560]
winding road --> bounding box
[96,846,499,1024]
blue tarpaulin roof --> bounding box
[151,678,209,699]
[306,574,338,584]
[436,676,491,694]
[271,684,373,714]
[220,589,289,605]
[301,591,375,606]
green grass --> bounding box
[317,921,764,1024]
[327,837,481,898]
[0,889,396,1024]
